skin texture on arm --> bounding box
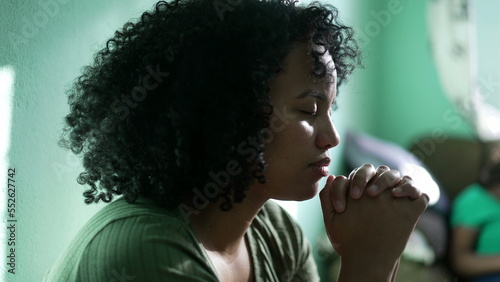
[451,226,500,277]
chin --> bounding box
[281,183,319,201]
[298,186,320,200]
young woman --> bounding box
[44,0,429,281]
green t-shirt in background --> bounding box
[43,196,319,281]
[451,183,500,255]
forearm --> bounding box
[453,253,500,277]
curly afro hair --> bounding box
[59,0,360,212]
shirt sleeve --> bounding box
[260,201,320,282]
[76,214,219,282]
[450,185,484,229]
[292,231,320,282]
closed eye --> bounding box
[301,110,317,116]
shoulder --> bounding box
[251,200,305,256]
[453,184,491,211]
[451,184,493,227]
[455,184,485,201]
[47,197,217,282]
[82,196,196,245]
[255,200,303,241]
[250,200,319,281]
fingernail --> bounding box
[335,201,345,212]
[366,185,378,194]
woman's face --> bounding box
[254,43,340,201]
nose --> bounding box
[316,117,340,150]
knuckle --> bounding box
[408,183,420,191]
[377,173,396,186]
[377,165,390,171]
[401,175,414,184]
[335,175,348,181]
[402,175,413,180]
[362,163,375,169]
[400,182,416,189]
[402,184,421,195]
[358,164,375,174]
[389,169,401,177]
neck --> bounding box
[188,189,268,256]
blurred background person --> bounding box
[450,161,500,282]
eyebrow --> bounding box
[297,90,328,101]
[297,90,337,106]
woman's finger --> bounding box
[348,167,359,179]
[348,163,376,199]
[319,175,337,225]
[391,175,420,200]
[374,165,391,174]
[365,168,401,197]
[329,175,350,213]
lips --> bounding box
[310,157,331,167]
[309,157,331,177]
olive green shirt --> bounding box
[44,197,319,281]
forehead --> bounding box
[283,42,336,82]
[269,43,337,100]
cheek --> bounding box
[288,121,314,143]
[267,121,314,154]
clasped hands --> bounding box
[319,164,429,281]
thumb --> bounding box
[319,175,336,228]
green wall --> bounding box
[0,0,476,281]
[336,0,475,147]
[365,0,474,145]
[0,1,155,281]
